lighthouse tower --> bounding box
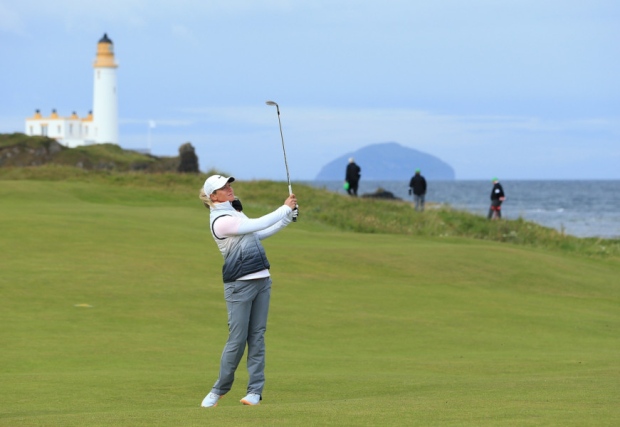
[92,33,118,144]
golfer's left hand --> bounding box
[285,194,297,210]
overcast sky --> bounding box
[1,0,618,180]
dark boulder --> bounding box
[361,188,401,200]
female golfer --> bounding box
[198,175,297,407]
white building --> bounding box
[25,34,119,148]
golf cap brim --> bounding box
[203,175,235,195]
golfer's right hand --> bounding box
[285,194,297,210]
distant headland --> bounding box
[314,142,455,181]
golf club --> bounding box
[266,100,298,221]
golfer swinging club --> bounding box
[199,175,298,407]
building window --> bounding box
[69,124,73,135]
[41,125,48,136]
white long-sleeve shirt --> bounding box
[210,201,293,281]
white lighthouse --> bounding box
[25,33,119,147]
[92,33,119,144]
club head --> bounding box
[265,100,278,107]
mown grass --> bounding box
[0,167,619,426]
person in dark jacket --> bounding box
[408,169,427,211]
[487,177,506,219]
[345,158,361,196]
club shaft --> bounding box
[267,100,298,222]
[275,107,292,194]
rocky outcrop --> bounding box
[177,142,199,173]
[0,137,64,167]
[361,188,401,200]
[0,133,195,173]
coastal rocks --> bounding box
[0,137,64,167]
[361,188,401,200]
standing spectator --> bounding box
[345,158,361,196]
[408,169,427,211]
[487,177,506,219]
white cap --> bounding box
[203,175,235,195]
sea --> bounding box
[303,180,620,240]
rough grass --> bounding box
[2,165,619,260]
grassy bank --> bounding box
[0,169,619,426]
[2,165,618,259]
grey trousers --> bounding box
[211,277,271,396]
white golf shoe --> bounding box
[201,392,222,407]
[240,393,261,406]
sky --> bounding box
[1,0,618,180]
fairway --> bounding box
[1,179,619,426]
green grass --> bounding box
[3,165,619,258]
[1,169,619,426]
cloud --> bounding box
[170,24,196,43]
[1,0,149,34]
[0,2,24,35]
[2,0,618,180]
[121,117,194,128]
[124,105,618,179]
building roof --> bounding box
[99,33,113,44]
